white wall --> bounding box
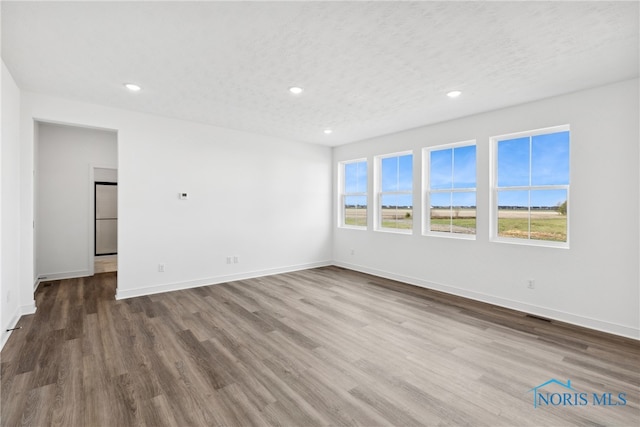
[20,92,332,300]
[1,60,30,349]
[36,123,117,280]
[333,79,640,339]
[12,78,636,343]
[94,167,117,183]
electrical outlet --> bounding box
[226,257,232,264]
[233,256,239,264]
[527,279,535,289]
[350,248,355,255]
[158,264,165,273]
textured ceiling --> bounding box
[2,1,638,146]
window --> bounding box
[491,125,570,246]
[424,141,476,237]
[376,152,413,232]
[340,159,367,228]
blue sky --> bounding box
[498,189,568,209]
[498,130,569,207]
[344,130,568,209]
[430,145,476,190]
[381,155,413,192]
[429,145,476,208]
[344,160,367,194]
[344,161,367,208]
[381,154,413,207]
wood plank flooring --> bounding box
[1,267,639,426]
[94,255,117,274]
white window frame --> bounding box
[338,158,368,229]
[490,124,570,248]
[423,140,477,240]
[374,150,413,234]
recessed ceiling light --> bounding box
[324,129,333,135]
[447,90,462,98]
[124,83,141,92]
[289,86,303,95]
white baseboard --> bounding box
[37,258,637,340]
[0,310,21,350]
[20,301,37,315]
[116,260,332,300]
[37,269,91,284]
[333,261,640,341]
[0,302,37,351]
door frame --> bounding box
[94,181,118,257]
[89,165,118,276]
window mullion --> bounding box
[492,126,569,246]
[449,191,453,232]
[396,156,400,192]
[451,147,455,191]
[340,159,368,229]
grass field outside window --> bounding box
[492,126,570,246]
[424,142,476,237]
[340,159,367,228]
[376,152,413,233]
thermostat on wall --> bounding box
[179,192,189,200]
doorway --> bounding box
[95,181,118,274]
[95,182,117,256]
[35,122,118,282]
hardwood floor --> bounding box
[94,255,117,274]
[1,266,638,426]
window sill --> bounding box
[491,236,569,249]
[423,232,476,241]
[374,228,413,235]
[338,225,367,231]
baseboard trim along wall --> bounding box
[1,311,21,350]
[37,269,92,286]
[27,260,638,341]
[333,261,640,341]
[116,260,333,300]
[1,303,37,351]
